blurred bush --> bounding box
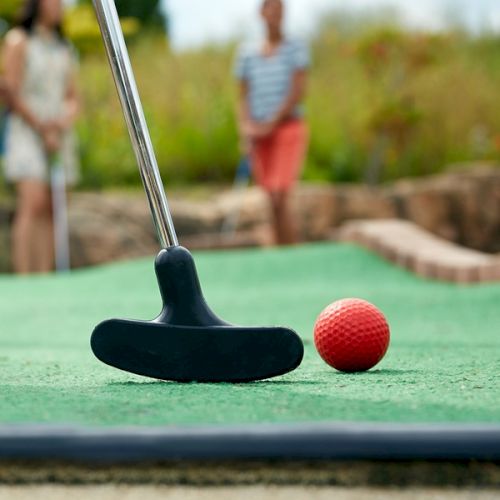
[2,6,500,188]
[75,18,500,188]
[77,38,236,187]
[63,3,139,55]
[77,0,167,31]
[0,0,22,25]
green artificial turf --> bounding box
[0,243,499,426]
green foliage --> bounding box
[78,38,237,187]
[64,4,140,55]
[114,0,166,30]
[352,28,449,182]
[77,0,167,31]
[0,0,22,24]
[0,1,141,55]
[75,23,500,188]
[3,7,500,187]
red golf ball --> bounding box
[314,298,390,372]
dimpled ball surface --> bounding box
[314,298,390,372]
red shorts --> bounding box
[251,119,308,193]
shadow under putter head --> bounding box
[90,0,304,382]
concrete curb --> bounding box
[336,219,500,284]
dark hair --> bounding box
[17,0,66,40]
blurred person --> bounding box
[235,0,309,245]
[2,0,79,274]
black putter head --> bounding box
[91,247,304,383]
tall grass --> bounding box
[76,19,500,189]
[78,37,239,188]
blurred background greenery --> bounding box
[1,1,500,189]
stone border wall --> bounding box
[295,164,500,253]
[0,164,498,271]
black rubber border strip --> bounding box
[0,423,499,462]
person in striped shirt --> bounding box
[235,0,309,245]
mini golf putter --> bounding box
[90,0,304,383]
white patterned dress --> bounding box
[4,30,79,185]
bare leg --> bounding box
[269,191,298,246]
[11,182,33,274]
[33,184,54,273]
[11,180,53,274]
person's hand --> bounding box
[253,120,278,139]
[240,120,258,138]
[241,120,277,141]
[45,117,67,133]
[239,137,253,155]
[40,125,61,154]
[239,120,258,153]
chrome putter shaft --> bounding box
[90,0,304,383]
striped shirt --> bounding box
[235,39,310,122]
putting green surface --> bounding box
[0,243,498,426]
